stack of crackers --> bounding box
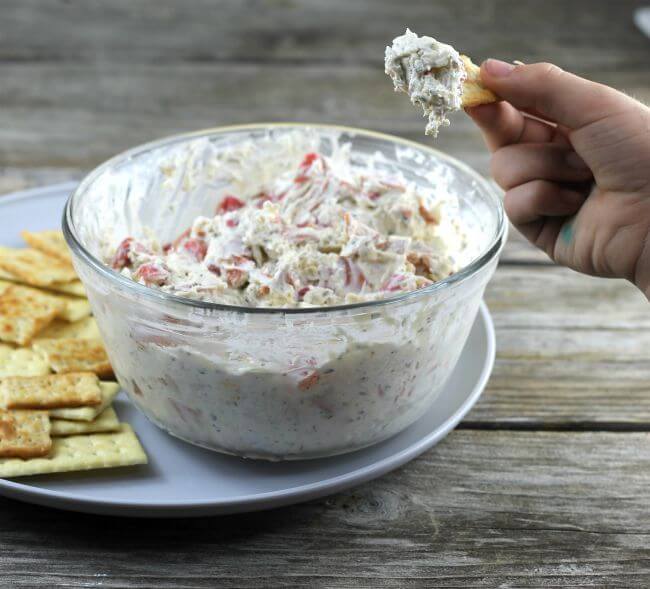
[0,230,147,478]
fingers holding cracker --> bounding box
[461,55,499,108]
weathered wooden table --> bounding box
[2,1,650,586]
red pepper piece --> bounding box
[182,238,208,262]
[300,152,319,168]
[226,268,248,288]
[134,263,169,286]
[418,203,439,224]
[111,237,134,270]
[216,195,245,214]
[298,370,320,391]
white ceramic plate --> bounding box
[0,183,495,517]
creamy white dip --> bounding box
[385,29,467,137]
[73,128,495,460]
[107,133,469,307]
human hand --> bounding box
[467,60,650,297]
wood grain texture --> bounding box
[477,266,650,425]
[1,1,649,585]
[0,0,647,173]
[2,430,650,587]
[0,64,646,175]
[1,0,648,69]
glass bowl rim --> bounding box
[62,122,506,316]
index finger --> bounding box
[479,61,630,131]
[466,101,564,151]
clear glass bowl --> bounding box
[63,124,505,461]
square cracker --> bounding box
[50,381,120,421]
[0,283,65,345]
[0,343,50,377]
[0,424,147,478]
[0,410,51,458]
[461,55,499,108]
[21,230,73,265]
[32,338,113,379]
[51,406,120,436]
[54,295,91,323]
[0,247,77,287]
[0,372,101,409]
[0,269,85,297]
[46,280,86,298]
[35,316,101,341]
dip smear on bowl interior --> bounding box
[106,130,473,308]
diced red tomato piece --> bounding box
[230,254,254,268]
[383,274,405,292]
[294,175,309,184]
[418,203,439,224]
[226,218,239,228]
[182,238,208,262]
[341,258,365,289]
[216,195,245,214]
[111,237,134,270]
[134,263,169,286]
[342,258,352,286]
[297,286,310,300]
[298,370,320,391]
[300,153,319,168]
[226,268,248,289]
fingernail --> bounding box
[566,151,589,170]
[484,59,515,77]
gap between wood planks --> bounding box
[460,421,650,432]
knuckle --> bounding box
[532,62,565,83]
[489,150,512,189]
[527,180,551,208]
[529,63,566,116]
[502,190,518,219]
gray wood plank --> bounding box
[0,62,495,171]
[472,266,650,424]
[1,430,650,587]
[0,63,646,172]
[1,0,648,73]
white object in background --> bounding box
[634,7,650,38]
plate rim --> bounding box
[0,182,495,517]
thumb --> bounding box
[479,60,630,131]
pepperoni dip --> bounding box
[108,134,468,308]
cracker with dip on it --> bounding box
[385,29,498,136]
[0,230,147,477]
